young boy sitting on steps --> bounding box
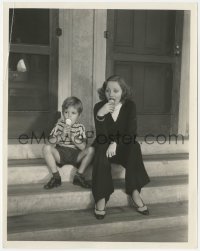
[43,96,94,189]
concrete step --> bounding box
[8,175,188,216]
[86,225,188,242]
[8,139,189,159]
[7,201,188,241]
[8,153,188,185]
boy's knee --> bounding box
[43,144,52,155]
[87,146,95,156]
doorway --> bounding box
[8,9,59,139]
[106,10,183,136]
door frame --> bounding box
[58,9,73,110]
[170,11,184,134]
[93,10,107,106]
[48,9,59,113]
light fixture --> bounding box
[17,58,27,72]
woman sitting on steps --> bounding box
[91,75,150,219]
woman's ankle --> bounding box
[96,198,106,210]
[132,190,144,208]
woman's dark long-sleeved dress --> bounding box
[92,99,150,203]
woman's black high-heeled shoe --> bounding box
[94,205,106,220]
[131,197,149,215]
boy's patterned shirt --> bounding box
[50,118,86,148]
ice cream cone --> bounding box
[65,118,72,126]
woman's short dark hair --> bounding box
[98,75,133,102]
[62,96,83,114]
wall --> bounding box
[58,9,107,138]
[58,10,72,110]
[58,9,94,133]
[71,10,94,133]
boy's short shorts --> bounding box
[55,145,80,167]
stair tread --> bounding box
[85,225,188,242]
[8,175,188,196]
[8,201,188,235]
[8,152,189,166]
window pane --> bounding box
[9,9,49,45]
[9,53,49,111]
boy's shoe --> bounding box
[44,177,61,189]
[73,173,91,189]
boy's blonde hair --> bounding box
[62,96,83,114]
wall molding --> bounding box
[58,9,72,111]
[178,11,190,136]
[93,10,107,106]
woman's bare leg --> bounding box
[132,189,144,207]
[96,198,106,210]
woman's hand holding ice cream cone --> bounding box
[97,99,115,117]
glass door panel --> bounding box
[9,53,49,111]
[8,9,58,139]
[9,9,50,45]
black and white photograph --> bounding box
[2,1,197,248]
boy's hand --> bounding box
[64,125,71,134]
[70,131,82,143]
[106,142,117,158]
[71,132,86,150]
[61,125,71,138]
